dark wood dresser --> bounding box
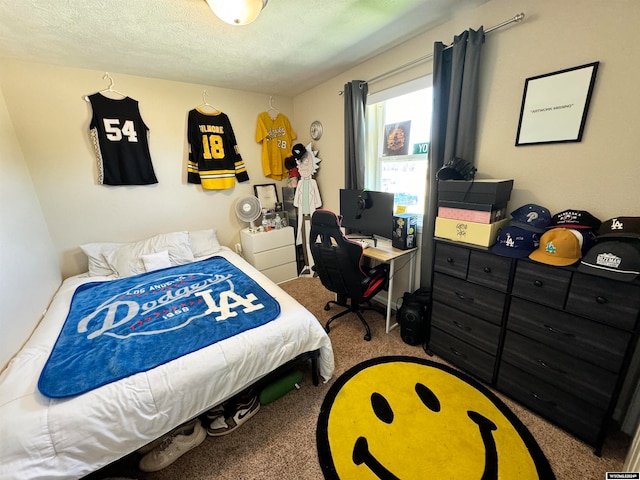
[429,239,640,454]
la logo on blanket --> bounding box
[39,258,281,398]
[78,272,265,340]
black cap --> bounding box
[598,217,640,240]
[578,240,640,282]
[291,143,306,160]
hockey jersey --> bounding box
[255,112,296,180]
[187,109,249,190]
[88,93,158,185]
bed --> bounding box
[0,229,334,480]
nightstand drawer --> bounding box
[511,261,571,309]
[431,300,501,355]
[241,227,294,253]
[262,262,297,284]
[502,331,616,410]
[434,242,469,279]
[430,327,495,383]
[566,272,640,331]
[249,245,295,270]
[432,272,505,325]
[467,250,512,291]
[497,362,604,446]
[507,297,630,373]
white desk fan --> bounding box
[235,196,262,233]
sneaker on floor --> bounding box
[138,419,207,472]
[205,388,257,421]
[207,396,260,436]
[205,403,226,422]
[137,418,200,455]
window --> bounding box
[365,77,433,222]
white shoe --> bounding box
[137,418,200,455]
[138,419,207,472]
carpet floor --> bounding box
[88,276,630,480]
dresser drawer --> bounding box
[249,245,296,270]
[508,297,630,373]
[430,327,495,384]
[502,331,617,410]
[432,273,505,325]
[431,301,501,355]
[497,362,604,446]
[467,250,512,291]
[566,272,640,331]
[262,261,298,284]
[511,261,572,309]
[434,242,469,279]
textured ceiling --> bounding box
[0,0,489,96]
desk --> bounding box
[360,242,418,334]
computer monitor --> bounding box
[340,189,394,241]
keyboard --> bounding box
[353,239,370,249]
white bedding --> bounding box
[0,247,334,480]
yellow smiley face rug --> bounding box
[316,356,555,479]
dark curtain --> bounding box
[343,80,368,189]
[420,27,485,288]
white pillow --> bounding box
[189,229,221,258]
[142,250,172,272]
[80,242,123,277]
[105,231,195,278]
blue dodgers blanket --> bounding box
[38,257,281,398]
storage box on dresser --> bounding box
[430,239,640,454]
[240,226,297,284]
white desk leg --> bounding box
[408,250,416,292]
[386,258,395,333]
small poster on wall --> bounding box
[383,121,411,156]
[515,62,599,146]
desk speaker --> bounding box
[392,214,417,250]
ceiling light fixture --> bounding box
[205,0,269,26]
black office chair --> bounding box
[309,209,389,341]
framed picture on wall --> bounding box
[254,183,278,211]
[515,62,599,146]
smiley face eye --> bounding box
[416,382,441,412]
[371,392,394,424]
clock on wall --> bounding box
[310,120,323,140]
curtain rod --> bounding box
[339,12,525,95]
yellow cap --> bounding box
[528,228,581,266]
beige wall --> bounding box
[0,88,60,369]
[0,61,295,278]
[296,0,640,221]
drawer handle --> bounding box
[454,292,474,303]
[449,347,467,358]
[446,257,454,263]
[537,359,567,375]
[533,280,543,287]
[531,391,557,408]
[543,324,576,338]
[483,266,492,273]
[453,320,472,332]
[596,296,607,305]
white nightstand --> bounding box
[240,226,297,284]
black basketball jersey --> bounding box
[88,93,158,185]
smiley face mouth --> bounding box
[352,406,498,480]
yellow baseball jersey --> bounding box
[255,112,296,180]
